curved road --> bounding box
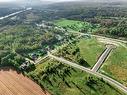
[92,35,127,44]
[48,53,127,94]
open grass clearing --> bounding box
[100,46,127,87]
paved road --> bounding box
[70,31,127,44]
[35,55,49,64]
[25,58,35,64]
[0,8,32,20]
[48,53,127,94]
[92,45,114,72]
[34,38,78,64]
[34,44,67,64]
[92,35,127,44]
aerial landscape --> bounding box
[0,0,127,95]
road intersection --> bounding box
[48,52,127,94]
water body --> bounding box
[0,8,32,20]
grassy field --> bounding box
[77,38,105,67]
[54,19,99,32]
[55,37,105,68]
[100,46,127,86]
[26,59,124,95]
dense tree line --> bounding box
[0,21,75,69]
[92,19,127,38]
[0,51,25,69]
[45,2,127,21]
[27,61,74,87]
[37,2,127,39]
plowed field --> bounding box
[0,67,50,95]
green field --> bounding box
[55,37,105,67]
[26,58,124,95]
[100,46,127,87]
[54,19,100,32]
[77,38,105,67]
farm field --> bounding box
[0,67,49,95]
[100,46,127,86]
[26,58,124,95]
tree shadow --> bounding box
[0,66,22,74]
[85,77,97,92]
[72,81,87,95]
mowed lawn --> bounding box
[27,59,124,95]
[101,46,127,86]
[77,38,105,67]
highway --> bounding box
[0,8,32,20]
[92,45,114,72]
[48,53,127,94]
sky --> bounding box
[0,0,126,3]
[0,0,81,3]
[0,0,69,2]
